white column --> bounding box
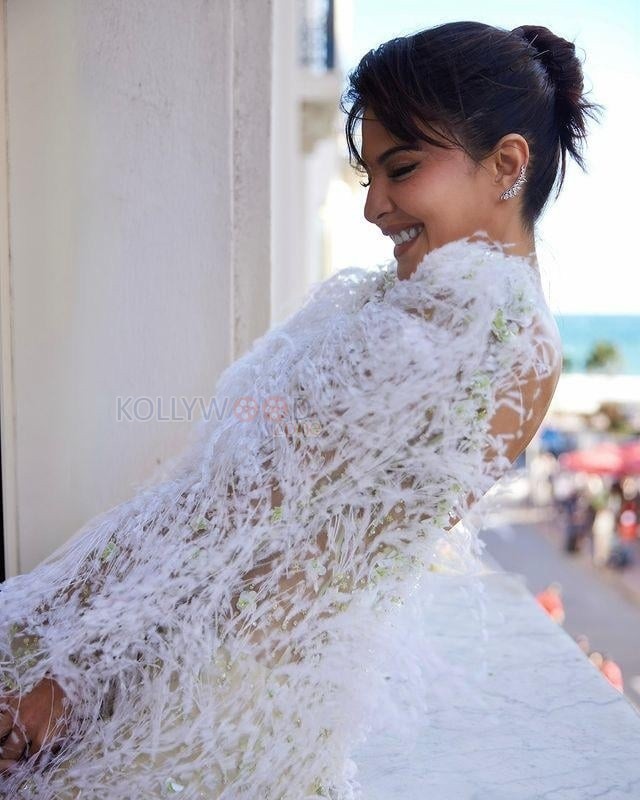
[271,0,307,325]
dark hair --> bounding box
[340,21,605,234]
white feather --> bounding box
[0,235,562,799]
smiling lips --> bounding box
[388,225,423,245]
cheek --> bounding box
[406,164,466,213]
[397,179,437,218]
[430,173,484,223]
[394,155,481,227]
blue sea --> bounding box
[554,314,640,375]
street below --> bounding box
[481,502,640,712]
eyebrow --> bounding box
[361,144,420,170]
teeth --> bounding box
[390,226,422,245]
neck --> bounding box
[502,238,538,268]
[466,229,539,273]
[493,222,538,270]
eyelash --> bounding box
[358,163,418,188]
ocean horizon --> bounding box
[554,314,640,376]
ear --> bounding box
[491,134,530,193]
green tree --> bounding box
[585,340,624,374]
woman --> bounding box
[0,20,601,800]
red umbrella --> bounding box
[619,439,640,473]
[558,439,640,476]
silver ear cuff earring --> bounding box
[500,164,528,200]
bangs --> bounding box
[339,37,465,178]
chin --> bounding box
[399,247,428,277]
[396,256,421,281]
[393,229,431,279]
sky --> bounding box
[337,0,639,315]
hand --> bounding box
[0,677,70,774]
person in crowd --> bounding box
[575,633,590,655]
[535,582,565,624]
[565,491,595,553]
[600,653,624,693]
[552,468,577,519]
[613,503,638,567]
[529,451,557,507]
[591,495,617,568]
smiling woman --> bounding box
[0,17,600,800]
[340,20,604,279]
[359,115,516,277]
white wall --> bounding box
[1,0,272,574]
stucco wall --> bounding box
[3,0,272,573]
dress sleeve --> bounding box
[215,258,562,668]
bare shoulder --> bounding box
[487,308,562,466]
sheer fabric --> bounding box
[0,235,562,799]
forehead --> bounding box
[360,109,448,166]
[360,114,410,163]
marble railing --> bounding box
[352,563,640,800]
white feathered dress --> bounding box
[0,235,562,799]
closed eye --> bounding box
[390,163,418,179]
[358,163,418,187]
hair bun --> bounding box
[512,24,582,106]
[511,23,604,167]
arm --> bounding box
[225,311,562,665]
[4,356,552,775]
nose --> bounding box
[363,179,395,226]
